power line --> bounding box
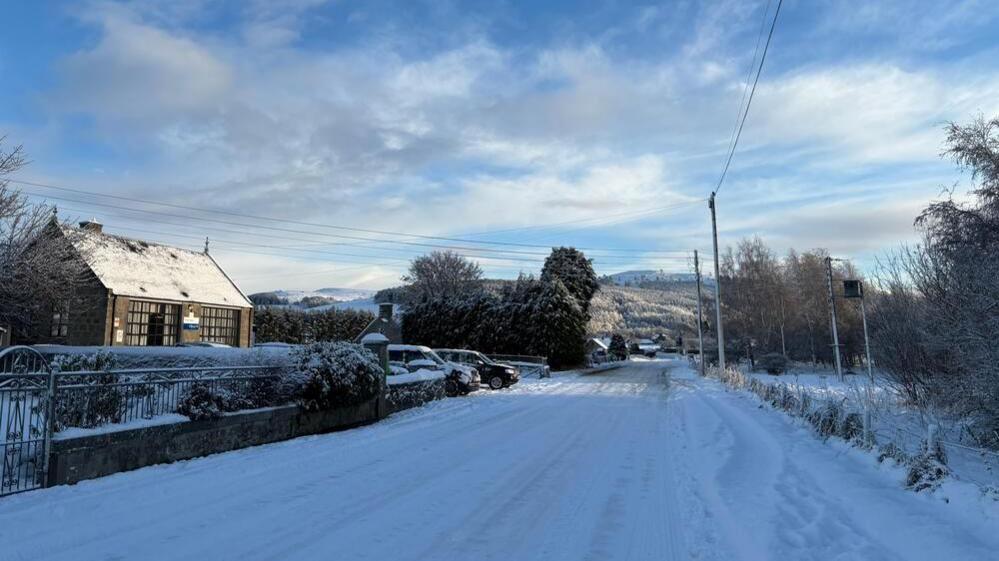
[10,177,694,255]
[723,0,773,165]
[27,189,664,259]
[51,202,692,268]
[713,0,783,196]
[459,198,707,238]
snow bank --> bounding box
[716,363,999,492]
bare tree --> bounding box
[870,115,999,446]
[0,137,91,341]
[403,250,483,301]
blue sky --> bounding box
[2,0,999,291]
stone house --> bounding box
[31,220,254,347]
[355,303,402,344]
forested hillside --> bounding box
[588,282,703,339]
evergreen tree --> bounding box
[609,333,629,361]
[526,279,587,369]
[541,247,599,314]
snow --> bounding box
[2,358,996,560]
[360,332,389,344]
[53,414,190,440]
[386,368,446,385]
[62,224,252,307]
[330,297,381,314]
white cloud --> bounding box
[57,9,231,123]
[25,1,999,289]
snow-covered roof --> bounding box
[61,224,252,308]
[587,338,608,350]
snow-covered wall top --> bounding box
[63,225,252,308]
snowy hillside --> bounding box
[589,283,703,339]
[272,287,376,303]
[249,287,378,311]
[604,269,715,287]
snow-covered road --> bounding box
[1,358,995,560]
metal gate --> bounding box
[0,346,54,496]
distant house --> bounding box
[355,303,402,344]
[585,337,608,355]
[27,220,254,347]
[585,337,609,364]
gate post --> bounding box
[361,333,390,419]
[41,362,56,487]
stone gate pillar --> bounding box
[361,333,390,419]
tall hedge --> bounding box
[401,277,587,369]
[253,307,374,344]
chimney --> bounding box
[378,303,393,321]
[79,219,103,234]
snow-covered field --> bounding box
[2,358,996,560]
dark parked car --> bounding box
[388,344,480,396]
[435,349,519,390]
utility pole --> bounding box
[709,193,726,371]
[824,256,843,381]
[694,250,705,377]
[845,277,875,445]
[859,285,874,446]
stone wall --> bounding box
[48,399,380,486]
[46,379,449,488]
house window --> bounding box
[125,300,179,346]
[50,308,69,337]
[201,306,240,346]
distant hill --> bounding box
[589,282,708,340]
[249,287,377,312]
[602,269,715,289]
[272,288,375,303]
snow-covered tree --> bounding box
[0,138,91,341]
[609,333,629,361]
[404,250,482,301]
[541,247,599,314]
[871,114,999,446]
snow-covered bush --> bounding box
[839,412,864,442]
[386,377,446,411]
[291,342,382,411]
[757,353,788,375]
[710,365,749,389]
[52,350,124,430]
[806,401,843,439]
[906,442,950,492]
[877,442,910,466]
[178,382,225,421]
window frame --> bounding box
[125,300,180,346]
[200,306,241,346]
[50,306,69,338]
